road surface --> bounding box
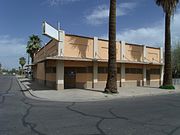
[1,75,180,135]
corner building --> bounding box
[33,33,164,90]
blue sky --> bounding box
[0,0,180,69]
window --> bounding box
[98,67,108,73]
[76,67,87,73]
[76,66,93,73]
[150,69,160,74]
[98,67,121,73]
[117,67,121,73]
[125,68,143,74]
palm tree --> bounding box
[155,0,179,86]
[19,57,26,75]
[26,35,41,63]
[104,0,118,93]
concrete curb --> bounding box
[16,77,46,100]
[16,77,28,91]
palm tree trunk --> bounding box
[104,0,117,93]
[163,12,173,86]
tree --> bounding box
[9,68,18,75]
[19,57,26,75]
[172,42,180,78]
[26,35,41,63]
[155,0,179,86]
[104,0,118,93]
[19,57,26,69]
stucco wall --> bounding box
[34,34,162,66]
[46,73,56,81]
[36,62,45,81]
[98,40,121,60]
[125,44,143,62]
[146,47,160,63]
[46,60,56,67]
[64,35,93,59]
[34,40,58,63]
[98,40,108,60]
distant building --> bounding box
[32,33,164,90]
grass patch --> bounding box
[159,85,175,90]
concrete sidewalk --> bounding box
[18,78,180,102]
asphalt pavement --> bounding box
[1,75,180,135]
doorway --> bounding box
[64,68,76,89]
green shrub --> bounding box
[159,85,175,89]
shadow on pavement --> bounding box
[140,86,160,89]
[81,88,104,93]
[20,79,53,91]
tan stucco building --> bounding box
[33,33,164,90]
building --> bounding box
[33,32,164,90]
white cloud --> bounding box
[47,0,83,6]
[0,35,26,69]
[101,9,180,47]
[86,2,137,25]
[117,25,164,47]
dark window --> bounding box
[46,67,56,73]
[125,68,143,74]
[98,67,108,73]
[87,66,93,73]
[98,67,120,73]
[150,69,160,74]
[76,66,93,73]
[76,67,87,73]
[117,67,121,74]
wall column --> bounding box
[160,65,164,85]
[160,47,164,64]
[160,47,164,85]
[120,63,125,87]
[120,41,125,87]
[92,37,98,88]
[143,65,147,86]
[58,30,65,57]
[56,61,64,90]
[121,41,125,61]
[143,45,147,62]
[92,62,98,88]
[93,37,98,59]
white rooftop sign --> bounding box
[42,21,59,41]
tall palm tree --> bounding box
[19,57,26,69]
[104,0,118,93]
[155,0,179,86]
[26,35,41,63]
[19,57,26,75]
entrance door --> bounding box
[146,70,150,85]
[64,68,76,89]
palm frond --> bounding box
[156,0,179,14]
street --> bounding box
[1,75,180,135]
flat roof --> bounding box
[33,56,163,66]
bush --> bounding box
[159,85,175,89]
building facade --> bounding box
[33,33,164,90]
